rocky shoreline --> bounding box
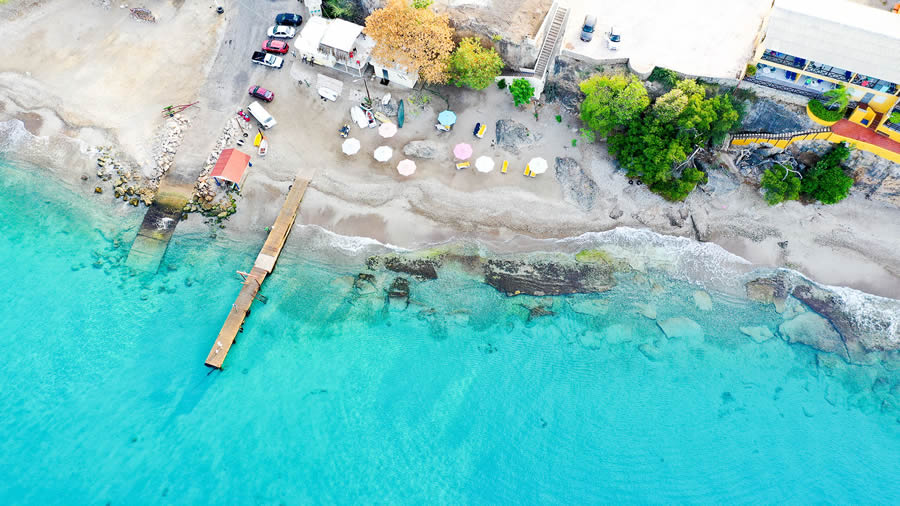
[354,246,900,363]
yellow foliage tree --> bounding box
[363,0,455,84]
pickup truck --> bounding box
[251,51,284,69]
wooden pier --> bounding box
[205,168,315,369]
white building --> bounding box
[296,17,373,77]
[370,59,419,89]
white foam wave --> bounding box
[0,119,30,153]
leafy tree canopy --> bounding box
[606,78,740,201]
[579,74,649,138]
[363,0,455,84]
[761,164,801,205]
[800,142,853,204]
[509,78,535,107]
[448,37,504,90]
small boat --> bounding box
[398,100,405,128]
[258,138,268,157]
[365,109,376,128]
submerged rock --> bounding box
[484,258,615,296]
[740,326,775,343]
[693,290,713,311]
[382,256,439,280]
[657,317,704,342]
[778,312,846,358]
[387,277,410,300]
[633,302,657,320]
[569,299,610,317]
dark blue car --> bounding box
[275,13,302,27]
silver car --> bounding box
[581,15,597,42]
[267,25,296,39]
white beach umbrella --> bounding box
[475,156,495,173]
[374,145,393,162]
[397,159,416,176]
[527,157,548,175]
[341,138,361,155]
[378,122,398,138]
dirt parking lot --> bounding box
[561,0,772,78]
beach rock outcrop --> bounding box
[495,119,542,154]
[484,258,615,296]
[554,157,598,211]
[367,255,440,280]
[740,326,775,343]
[745,271,900,360]
[402,140,442,160]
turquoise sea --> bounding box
[1,157,899,504]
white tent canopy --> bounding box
[475,156,495,173]
[320,19,363,53]
[374,146,393,162]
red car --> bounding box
[248,85,274,102]
[262,39,289,54]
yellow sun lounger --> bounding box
[456,161,470,170]
[524,165,531,176]
[501,160,508,174]
[476,123,487,138]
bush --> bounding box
[555,115,562,123]
[648,67,679,88]
[509,78,535,107]
[800,142,853,204]
[889,111,900,124]
[808,99,844,122]
[745,64,757,77]
[323,0,357,21]
[496,78,507,90]
[760,164,801,205]
[579,74,649,138]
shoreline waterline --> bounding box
[2,156,900,503]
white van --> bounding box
[248,101,277,129]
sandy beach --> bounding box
[2,0,900,300]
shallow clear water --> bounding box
[1,159,899,504]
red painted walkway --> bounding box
[831,120,900,155]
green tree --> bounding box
[323,0,356,20]
[760,164,801,205]
[800,142,853,204]
[412,0,433,8]
[606,78,741,201]
[448,37,504,90]
[579,74,649,138]
[824,85,850,111]
[509,78,535,107]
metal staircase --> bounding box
[534,4,568,79]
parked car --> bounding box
[580,15,597,42]
[262,39,289,54]
[251,51,284,69]
[267,25,296,39]
[248,85,275,102]
[275,13,303,27]
[608,27,621,50]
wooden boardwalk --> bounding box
[205,168,315,369]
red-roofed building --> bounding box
[211,149,251,191]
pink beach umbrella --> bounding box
[453,142,473,160]
[378,122,398,138]
[397,159,416,176]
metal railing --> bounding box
[760,52,805,70]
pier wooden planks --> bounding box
[205,168,315,369]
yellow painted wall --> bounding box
[731,132,900,164]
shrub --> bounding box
[889,111,900,124]
[808,99,844,122]
[571,139,577,147]
[800,142,853,204]
[323,0,357,20]
[760,164,801,205]
[555,115,562,123]
[496,78,507,90]
[745,64,757,77]
[648,67,679,88]
[509,78,535,107]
